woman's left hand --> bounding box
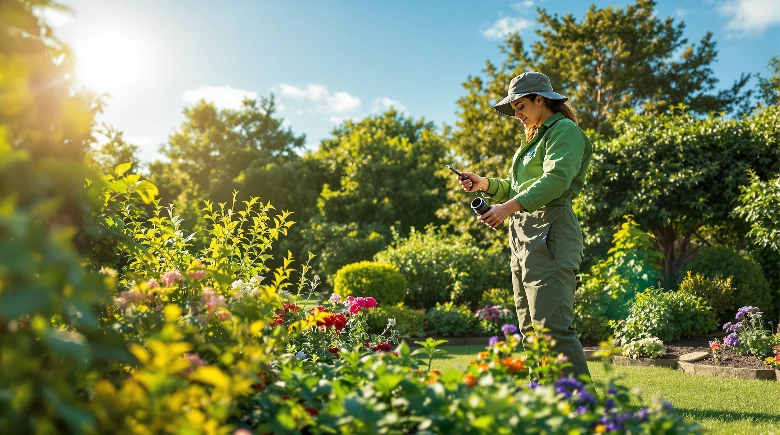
[477,200,522,229]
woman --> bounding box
[458,72,592,377]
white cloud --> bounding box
[181,85,257,110]
[275,83,361,114]
[483,17,533,40]
[511,1,535,11]
[35,6,74,27]
[371,97,407,113]
[675,8,690,18]
[718,0,780,36]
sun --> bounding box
[74,28,151,95]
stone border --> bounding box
[612,356,678,368]
[677,361,778,381]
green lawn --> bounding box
[421,343,780,435]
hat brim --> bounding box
[493,91,568,117]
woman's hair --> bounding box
[522,94,578,143]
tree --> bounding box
[755,55,780,107]
[577,105,780,287]
[87,124,140,173]
[301,110,449,281]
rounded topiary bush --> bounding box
[682,245,773,317]
[478,288,515,310]
[333,261,407,306]
[364,303,426,338]
[677,271,737,323]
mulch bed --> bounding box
[583,335,775,370]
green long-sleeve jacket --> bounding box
[482,112,593,212]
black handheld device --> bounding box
[471,197,504,230]
[446,165,467,180]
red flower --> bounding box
[282,303,300,312]
[372,342,393,352]
[328,347,340,356]
[281,395,291,401]
[305,406,318,417]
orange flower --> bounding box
[463,373,478,388]
[478,352,490,360]
[468,360,477,366]
[509,359,526,374]
[478,362,490,372]
[500,357,515,367]
[431,370,441,376]
[541,357,548,366]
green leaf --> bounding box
[114,162,133,176]
[134,180,158,203]
[43,328,92,372]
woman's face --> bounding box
[510,96,543,127]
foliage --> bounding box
[763,336,780,369]
[425,302,481,337]
[577,105,780,286]
[574,217,662,341]
[478,287,515,310]
[333,261,407,306]
[622,337,666,360]
[677,271,737,324]
[364,303,426,338]
[613,288,718,343]
[475,305,517,336]
[721,306,774,358]
[734,172,780,254]
[682,245,774,320]
[375,225,510,309]
[252,328,699,434]
[755,55,780,107]
[87,125,141,174]
[301,110,449,281]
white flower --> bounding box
[250,275,265,284]
[329,293,342,303]
[232,280,246,290]
[387,318,396,326]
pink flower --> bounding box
[188,270,206,280]
[161,270,183,287]
[146,279,159,289]
[182,353,207,374]
[329,293,342,303]
[344,296,356,307]
[358,297,377,309]
[113,290,145,309]
[200,287,226,313]
[349,303,363,315]
[216,311,231,322]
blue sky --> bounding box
[49,0,780,164]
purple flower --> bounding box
[576,406,589,414]
[735,306,761,320]
[608,387,618,396]
[722,322,732,331]
[605,399,615,409]
[724,332,740,347]
[636,408,650,422]
[527,380,540,389]
[727,321,744,332]
[554,377,584,398]
[501,324,518,334]
[489,336,499,347]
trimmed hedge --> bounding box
[333,261,407,306]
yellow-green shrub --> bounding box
[364,303,426,338]
[333,261,407,306]
[677,271,737,323]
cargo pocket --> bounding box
[543,223,555,259]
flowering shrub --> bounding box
[475,304,517,335]
[622,337,666,359]
[709,339,726,362]
[721,306,774,357]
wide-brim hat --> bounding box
[493,72,567,117]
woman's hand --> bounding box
[477,200,523,229]
[457,172,489,192]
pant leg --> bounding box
[512,206,590,378]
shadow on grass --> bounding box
[675,407,780,425]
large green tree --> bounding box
[577,105,780,287]
[148,97,306,233]
[301,110,449,282]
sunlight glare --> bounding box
[75,28,151,95]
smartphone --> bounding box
[446,165,467,180]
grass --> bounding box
[419,343,780,435]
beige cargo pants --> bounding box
[509,204,590,377]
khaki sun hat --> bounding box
[493,72,567,117]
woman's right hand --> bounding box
[458,172,488,192]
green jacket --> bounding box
[482,112,592,212]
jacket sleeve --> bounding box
[481,177,514,204]
[513,122,584,212]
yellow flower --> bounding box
[765,357,776,365]
[594,424,607,434]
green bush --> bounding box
[677,271,737,323]
[425,302,480,337]
[682,245,773,318]
[333,261,407,306]
[365,303,426,338]
[478,288,515,310]
[574,217,662,341]
[615,288,719,343]
[375,225,510,310]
